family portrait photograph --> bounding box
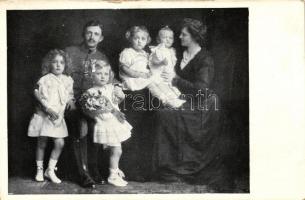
[1,0,304,199]
[7,7,249,194]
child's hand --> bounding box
[112,109,126,123]
[146,71,153,78]
[52,116,64,127]
[154,49,164,62]
[66,99,76,111]
[151,51,165,66]
[113,85,125,99]
[46,108,59,121]
[161,70,175,83]
[140,71,152,79]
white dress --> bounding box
[28,73,74,138]
[149,43,177,78]
[148,44,185,107]
[91,84,132,146]
[119,48,152,91]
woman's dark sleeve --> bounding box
[173,55,214,94]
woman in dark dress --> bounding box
[152,18,234,192]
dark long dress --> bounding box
[152,48,233,191]
[120,89,155,181]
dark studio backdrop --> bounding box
[7,8,249,184]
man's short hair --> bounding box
[82,20,103,36]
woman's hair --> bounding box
[156,25,174,44]
[82,20,103,37]
[41,49,72,76]
[92,60,115,84]
[125,26,151,45]
[181,18,207,45]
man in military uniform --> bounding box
[65,20,108,188]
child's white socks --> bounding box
[47,158,57,170]
[44,158,61,184]
[35,160,44,182]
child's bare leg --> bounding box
[35,137,48,181]
[36,136,48,161]
[44,138,65,183]
[50,138,65,160]
[109,146,122,170]
[108,146,127,186]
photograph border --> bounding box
[1,1,305,200]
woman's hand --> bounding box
[161,70,176,83]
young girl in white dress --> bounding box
[148,26,185,108]
[28,49,75,183]
[82,60,132,187]
[119,26,152,91]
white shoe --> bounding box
[35,166,44,182]
[44,168,61,183]
[117,169,126,178]
[108,176,128,187]
[107,170,128,187]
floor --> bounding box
[8,176,248,194]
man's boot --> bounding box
[88,143,105,184]
[73,136,96,188]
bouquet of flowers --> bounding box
[79,89,126,123]
[79,89,113,117]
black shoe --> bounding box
[92,175,106,185]
[80,174,96,188]
[82,181,96,189]
[90,167,106,185]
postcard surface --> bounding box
[0,1,304,200]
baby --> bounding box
[148,26,185,108]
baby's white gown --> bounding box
[148,44,185,107]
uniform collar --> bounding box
[80,42,97,54]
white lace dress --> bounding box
[90,84,132,146]
[27,73,74,138]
